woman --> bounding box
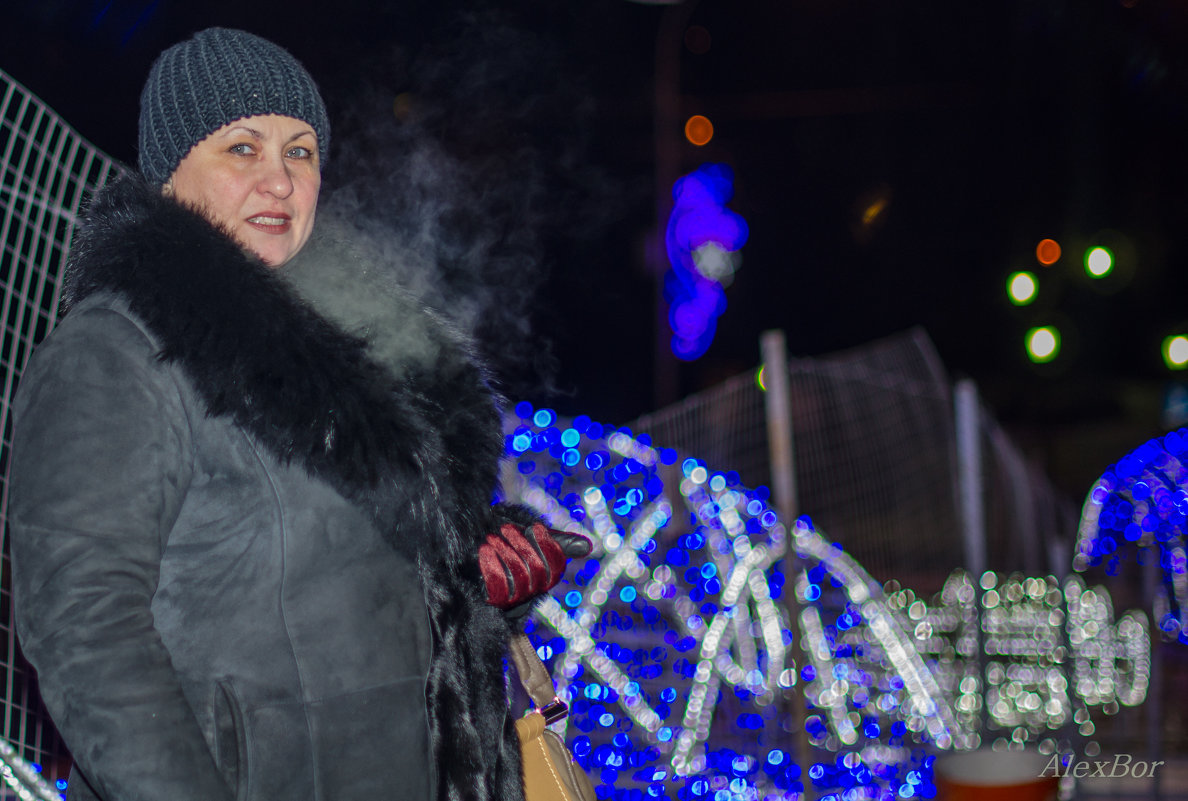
[7,27,586,801]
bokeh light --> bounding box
[684,115,714,146]
[1026,326,1060,363]
[862,195,888,226]
[1035,238,1061,266]
[1007,271,1037,305]
[664,164,749,360]
[1085,246,1114,278]
[1163,335,1188,370]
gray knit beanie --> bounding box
[138,27,330,185]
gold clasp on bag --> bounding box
[538,700,568,726]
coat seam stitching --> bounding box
[241,435,320,799]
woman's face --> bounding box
[167,114,321,268]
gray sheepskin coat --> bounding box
[7,176,532,801]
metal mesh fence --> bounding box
[0,66,117,785]
[631,327,1079,595]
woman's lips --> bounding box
[245,213,291,234]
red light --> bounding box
[1036,238,1061,266]
[685,115,714,146]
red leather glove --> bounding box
[479,523,592,609]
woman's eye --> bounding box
[228,143,255,156]
[286,146,313,159]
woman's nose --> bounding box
[257,155,294,199]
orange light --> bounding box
[1036,238,1061,266]
[685,115,714,146]
[862,197,888,226]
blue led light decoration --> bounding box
[1076,431,1188,645]
[664,164,749,361]
[502,405,1150,799]
[502,405,945,799]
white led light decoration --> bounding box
[0,739,62,801]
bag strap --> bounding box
[509,633,569,725]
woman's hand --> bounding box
[479,523,592,609]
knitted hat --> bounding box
[138,27,330,185]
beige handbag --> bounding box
[508,633,597,801]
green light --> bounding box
[1007,271,1037,305]
[1163,335,1188,370]
[1026,326,1060,363]
[1085,246,1113,278]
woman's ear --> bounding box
[161,179,174,197]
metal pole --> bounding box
[761,330,798,521]
[1011,446,1040,575]
[650,0,699,409]
[760,330,812,777]
[954,378,989,737]
[954,379,987,580]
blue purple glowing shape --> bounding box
[664,164,749,362]
[1076,430,1188,644]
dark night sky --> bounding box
[5,0,1188,496]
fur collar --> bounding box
[63,175,506,567]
